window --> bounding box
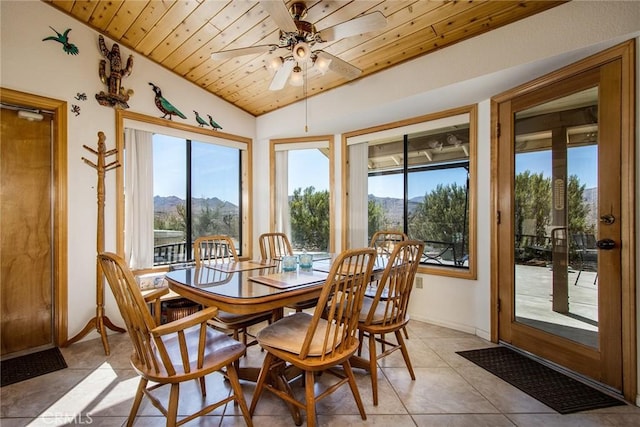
[115,111,251,270]
[344,105,477,279]
[152,135,242,265]
[270,136,334,256]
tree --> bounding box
[567,174,591,234]
[368,199,390,241]
[289,186,330,251]
[514,171,591,237]
[154,202,187,237]
[515,171,551,243]
[192,201,239,239]
[408,183,469,256]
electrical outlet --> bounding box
[415,276,423,289]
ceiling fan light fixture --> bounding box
[292,42,311,62]
[289,65,304,86]
[313,54,332,74]
[267,56,283,72]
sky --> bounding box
[287,149,329,193]
[153,134,241,204]
[153,135,597,203]
[516,145,597,189]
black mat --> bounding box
[1,347,67,387]
[456,346,625,414]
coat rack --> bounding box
[64,131,124,355]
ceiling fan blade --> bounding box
[269,60,295,91]
[260,0,298,33]
[211,44,276,60]
[316,51,362,80]
[319,11,387,41]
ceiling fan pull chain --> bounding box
[304,61,308,133]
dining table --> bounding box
[164,255,388,424]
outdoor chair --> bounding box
[98,252,253,427]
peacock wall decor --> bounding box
[149,83,186,120]
[95,35,133,109]
[42,27,79,55]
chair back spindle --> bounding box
[194,235,239,267]
[259,232,293,260]
[300,248,376,360]
[98,251,253,426]
[99,252,167,375]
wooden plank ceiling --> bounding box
[44,0,566,117]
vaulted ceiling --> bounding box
[44,0,566,117]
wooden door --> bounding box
[1,107,53,355]
[493,41,636,400]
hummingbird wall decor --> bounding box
[42,27,79,55]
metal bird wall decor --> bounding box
[42,27,79,55]
[194,111,208,127]
[207,115,223,131]
[95,35,133,109]
[149,83,186,120]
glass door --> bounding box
[495,44,633,395]
[513,87,600,349]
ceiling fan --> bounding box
[210,0,387,91]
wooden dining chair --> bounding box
[369,230,408,256]
[258,232,318,313]
[249,247,376,427]
[368,230,411,338]
[194,235,273,346]
[97,252,253,427]
[357,240,424,405]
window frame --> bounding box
[342,105,477,279]
[269,135,335,254]
[115,110,253,270]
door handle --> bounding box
[600,214,615,225]
[596,239,616,250]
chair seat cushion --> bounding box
[359,296,388,324]
[257,312,343,356]
[134,326,245,378]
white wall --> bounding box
[256,0,640,339]
[0,1,255,341]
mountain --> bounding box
[368,195,422,226]
[154,196,238,214]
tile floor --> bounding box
[2,320,639,426]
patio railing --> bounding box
[154,242,187,265]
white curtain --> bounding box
[274,151,290,237]
[124,128,154,269]
[348,142,368,248]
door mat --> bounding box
[1,347,67,387]
[456,346,625,414]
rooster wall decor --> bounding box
[149,83,186,120]
[42,27,79,55]
[95,35,133,109]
